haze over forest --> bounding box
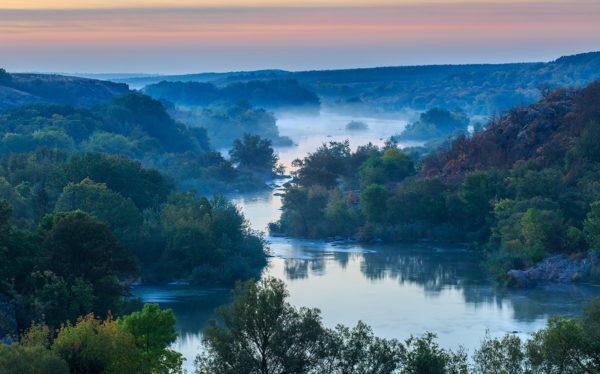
[3,1,600,373]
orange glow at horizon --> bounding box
[1,0,599,73]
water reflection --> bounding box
[134,221,600,371]
[134,112,600,371]
[270,239,600,323]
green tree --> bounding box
[54,178,142,246]
[459,169,505,228]
[473,334,525,374]
[64,153,173,210]
[584,201,600,252]
[278,186,330,238]
[39,211,137,316]
[0,344,69,374]
[0,322,68,374]
[360,184,390,223]
[229,133,278,172]
[198,277,329,374]
[323,321,404,373]
[358,148,414,187]
[402,333,467,374]
[292,141,351,189]
[52,314,143,374]
[119,304,183,374]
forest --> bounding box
[272,82,600,284]
[2,61,600,373]
[143,79,321,111]
[0,70,282,344]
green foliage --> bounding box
[229,133,278,172]
[0,151,267,332]
[82,131,140,157]
[98,93,197,153]
[361,184,390,223]
[159,193,266,284]
[55,178,143,246]
[277,83,600,285]
[358,148,414,187]
[576,122,600,163]
[52,314,143,374]
[402,333,468,374]
[1,305,184,374]
[292,141,352,189]
[144,79,320,110]
[199,277,329,374]
[276,186,332,238]
[491,199,564,265]
[64,153,173,210]
[198,278,469,374]
[395,108,469,141]
[178,102,293,148]
[39,211,137,319]
[0,94,263,194]
[324,321,404,373]
[584,201,600,252]
[473,334,525,374]
[119,304,183,374]
[0,344,69,374]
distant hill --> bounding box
[0,70,130,110]
[107,51,600,115]
[143,79,320,111]
[114,70,288,89]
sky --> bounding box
[1,0,599,74]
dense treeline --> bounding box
[0,92,278,192]
[198,277,600,374]
[0,303,182,374]
[272,83,600,282]
[0,151,266,333]
[0,151,267,277]
[143,79,320,111]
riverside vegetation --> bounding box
[271,82,600,283]
[3,277,600,374]
[0,70,283,343]
[3,64,600,373]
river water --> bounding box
[133,112,600,371]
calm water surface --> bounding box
[134,112,600,371]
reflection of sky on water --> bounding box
[135,234,600,371]
[135,112,600,371]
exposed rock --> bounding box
[507,253,600,288]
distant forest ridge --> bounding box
[2,50,600,115]
[113,51,600,115]
[107,51,599,87]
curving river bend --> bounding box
[133,112,600,371]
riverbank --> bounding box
[507,252,600,288]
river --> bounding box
[133,111,600,372]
